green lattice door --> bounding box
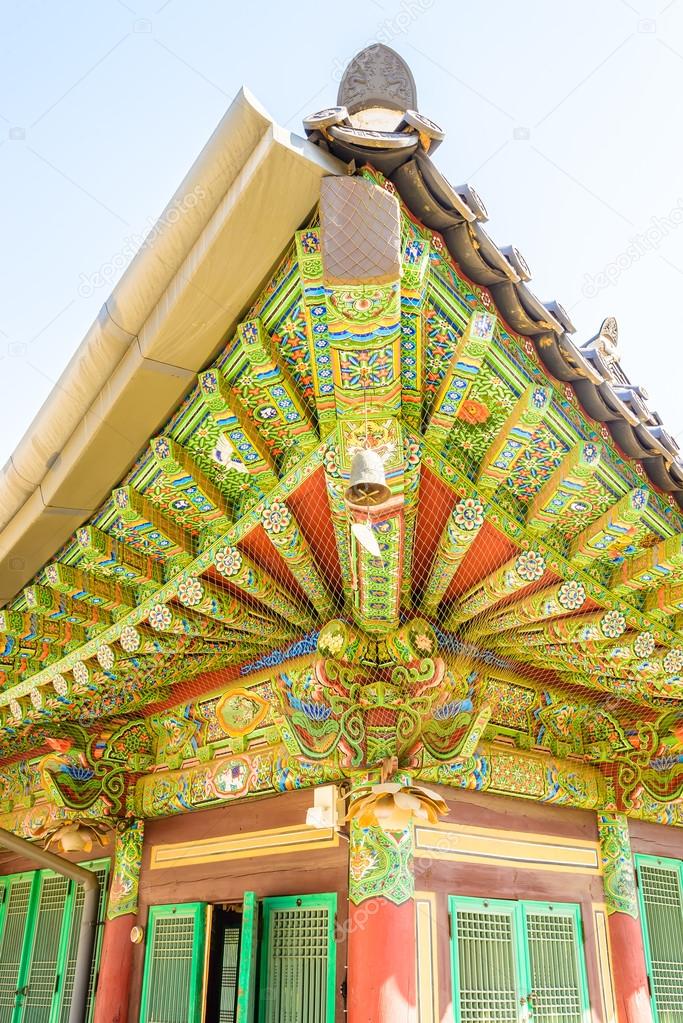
[635,854,683,1023]
[139,903,209,1023]
[449,896,590,1023]
[257,894,337,1023]
[0,862,108,1023]
[0,873,38,1023]
[235,891,258,1023]
[54,861,110,1023]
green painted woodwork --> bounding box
[55,861,110,1023]
[635,854,683,1023]
[236,891,258,1023]
[449,896,589,1023]
[521,902,589,1023]
[0,873,37,1023]
[139,902,208,1023]
[20,871,70,1023]
[0,861,108,1023]
[258,894,336,1023]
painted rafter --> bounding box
[569,487,649,566]
[23,584,112,631]
[419,492,486,617]
[423,310,496,451]
[465,579,590,637]
[197,366,280,492]
[475,383,553,497]
[224,318,319,461]
[43,563,138,617]
[74,525,165,588]
[149,435,233,533]
[400,234,430,429]
[445,546,548,627]
[112,486,193,565]
[611,532,683,595]
[525,441,602,536]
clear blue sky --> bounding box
[2,0,682,467]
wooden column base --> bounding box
[92,913,135,1023]
[609,910,654,1023]
[347,897,417,1023]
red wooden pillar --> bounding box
[93,913,136,1023]
[598,812,653,1023]
[346,819,417,1023]
[93,820,144,1023]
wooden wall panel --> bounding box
[131,788,348,1020]
[412,785,606,1023]
[630,816,683,859]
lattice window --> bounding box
[57,863,110,1023]
[0,877,34,1023]
[259,895,336,1023]
[21,874,70,1023]
[525,907,585,1022]
[450,897,589,1023]
[139,903,207,1023]
[636,856,683,1023]
[454,907,519,1022]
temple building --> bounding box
[2,43,683,1023]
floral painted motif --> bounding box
[323,445,340,477]
[413,631,433,653]
[531,387,548,409]
[454,497,484,531]
[299,230,320,255]
[148,604,172,630]
[215,546,243,578]
[72,662,90,685]
[601,609,626,639]
[53,675,68,697]
[97,645,115,671]
[634,631,655,658]
[664,648,683,673]
[456,399,490,424]
[152,436,171,460]
[404,438,421,466]
[177,577,204,607]
[515,550,546,583]
[201,370,218,393]
[262,500,291,534]
[558,580,586,611]
[120,626,141,653]
[29,688,42,710]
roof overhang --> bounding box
[0,88,345,605]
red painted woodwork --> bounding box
[93,913,135,1023]
[347,897,417,1023]
[608,911,654,1023]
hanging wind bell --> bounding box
[344,449,391,506]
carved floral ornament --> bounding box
[346,781,448,831]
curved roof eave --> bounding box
[0,88,345,605]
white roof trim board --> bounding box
[0,89,345,604]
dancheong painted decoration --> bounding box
[1,42,682,1023]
